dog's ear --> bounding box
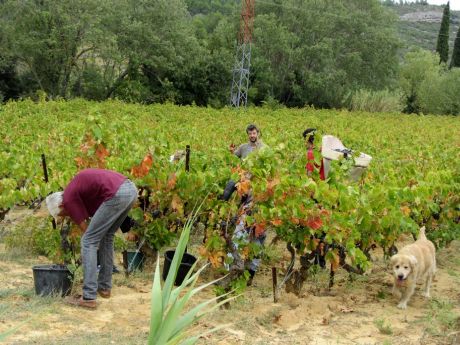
[390,255,398,266]
[408,255,418,269]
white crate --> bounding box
[321,135,372,179]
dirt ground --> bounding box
[0,207,459,345]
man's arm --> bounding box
[64,193,89,228]
[234,144,244,158]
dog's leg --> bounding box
[392,284,402,299]
[397,284,415,309]
[422,271,433,298]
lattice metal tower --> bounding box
[230,0,255,108]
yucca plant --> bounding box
[148,210,234,345]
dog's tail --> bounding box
[418,226,427,240]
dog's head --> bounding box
[390,254,417,285]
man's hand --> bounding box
[79,221,88,233]
[126,232,138,242]
[229,143,236,154]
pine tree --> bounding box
[436,2,450,64]
[450,25,460,68]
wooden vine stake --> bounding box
[41,154,49,183]
[123,250,129,277]
[41,153,56,229]
[329,264,335,289]
[185,145,190,172]
[272,267,278,303]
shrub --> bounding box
[4,215,80,264]
[400,49,460,115]
[348,89,403,113]
[419,67,460,115]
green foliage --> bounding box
[399,49,460,115]
[436,2,450,64]
[0,0,458,109]
[348,89,403,113]
[213,271,250,299]
[0,100,459,273]
[0,60,21,101]
[72,65,107,101]
[140,219,176,251]
[0,0,402,108]
[251,0,400,107]
[114,234,128,252]
[185,0,239,16]
[0,0,111,99]
[400,49,440,113]
[418,66,460,115]
[4,216,50,252]
[3,215,67,264]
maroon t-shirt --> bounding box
[63,169,126,224]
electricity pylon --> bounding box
[230,0,255,108]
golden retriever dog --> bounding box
[390,226,436,309]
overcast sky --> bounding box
[426,0,460,10]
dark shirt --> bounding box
[63,169,126,224]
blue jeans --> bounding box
[231,222,266,272]
[81,180,137,300]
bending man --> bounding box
[46,168,137,309]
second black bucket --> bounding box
[125,250,145,272]
[32,264,73,297]
[162,250,197,286]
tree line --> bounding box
[0,0,459,114]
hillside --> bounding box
[386,3,460,54]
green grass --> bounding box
[0,248,43,266]
[0,287,34,299]
[423,298,459,337]
[261,243,284,266]
[19,332,149,345]
[376,289,386,300]
[0,295,61,343]
[374,317,393,335]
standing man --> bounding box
[226,124,267,285]
[221,124,266,201]
[231,124,266,159]
[46,168,137,309]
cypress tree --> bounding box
[436,2,450,64]
[450,25,460,68]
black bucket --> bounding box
[124,250,145,272]
[32,264,73,297]
[162,250,197,286]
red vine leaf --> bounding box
[254,222,266,237]
[131,153,153,178]
[237,180,251,196]
[271,218,283,226]
[306,216,323,230]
